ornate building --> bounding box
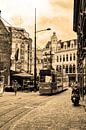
[73,0,86,90]
[10,27,32,74]
[0,19,11,85]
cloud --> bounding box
[38,15,76,40]
[0,0,76,48]
[10,15,24,27]
[49,0,73,10]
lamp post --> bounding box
[34,8,51,91]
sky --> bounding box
[0,0,77,48]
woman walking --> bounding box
[13,80,18,96]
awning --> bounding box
[13,73,33,78]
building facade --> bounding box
[55,39,78,85]
[73,0,86,89]
[43,32,78,85]
[10,27,32,74]
[43,32,58,69]
[0,19,11,85]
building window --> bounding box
[70,54,72,61]
[74,40,76,48]
[64,45,66,49]
[71,44,73,48]
[59,65,61,72]
[66,54,68,61]
[63,65,65,69]
[63,55,65,62]
[67,41,70,48]
[66,65,68,73]
[60,55,62,62]
[73,64,75,73]
[69,65,72,73]
[57,56,59,62]
[73,53,75,60]
[56,65,58,71]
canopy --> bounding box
[13,73,33,78]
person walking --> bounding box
[13,80,18,96]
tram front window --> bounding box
[45,76,52,83]
[40,75,52,83]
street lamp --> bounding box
[36,28,51,33]
[34,8,51,91]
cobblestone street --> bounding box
[0,89,86,130]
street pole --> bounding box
[50,42,52,69]
[34,8,37,91]
[34,8,51,91]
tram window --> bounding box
[0,77,3,82]
[40,76,45,82]
[45,76,52,83]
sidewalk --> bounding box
[80,95,86,112]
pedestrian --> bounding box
[72,81,79,95]
[13,80,18,96]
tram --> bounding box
[38,68,68,95]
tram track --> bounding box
[0,94,53,130]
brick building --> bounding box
[0,19,11,85]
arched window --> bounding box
[71,44,73,48]
[64,45,66,49]
[60,55,62,62]
[66,54,68,61]
[73,53,75,60]
[70,54,72,61]
[70,41,74,48]
[56,65,59,71]
[69,64,72,73]
[63,55,65,62]
[66,65,68,73]
[73,64,75,73]
[57,56,59,62]
[59,65,62,72]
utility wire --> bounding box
[1,16,12,27]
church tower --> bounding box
[51,32,58,52]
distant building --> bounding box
[10,27,32,74]
[32,47,43,75]
[43,32,78,85]
[0,19,11,85]
[42,32,58,69]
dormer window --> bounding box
[71,44,73,48]
[64,45,66,49]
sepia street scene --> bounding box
[0,0,86,130]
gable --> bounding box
[0,19,9,35]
